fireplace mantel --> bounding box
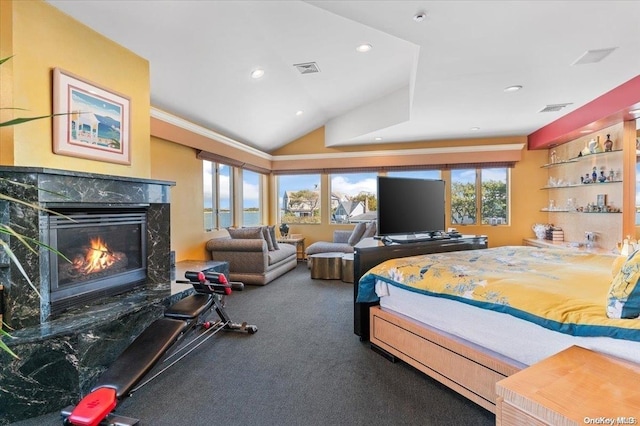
[0,166,175,329]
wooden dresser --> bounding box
[496,346,640,426]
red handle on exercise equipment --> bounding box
[68,387,117,426]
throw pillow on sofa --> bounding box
[228,227,263,240]
[361,221,377,239]
[262,226,275,251]
[347,222,367,246]
[268,225,280,250]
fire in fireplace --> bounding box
[48,207,148,315]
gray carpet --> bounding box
[12,264,494,425]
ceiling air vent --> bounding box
[572,47,618,65]
[539,103,573,113]
[294,62,320,74]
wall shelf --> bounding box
[540,209,622,214]
[540,149,622,168]
[541,181,622,190]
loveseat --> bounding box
[305,221,376,268]
[205,226,296,285]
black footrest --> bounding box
[93,317,187,398]
[164,294,213,320]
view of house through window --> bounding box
[451,168,508,225]
[242,170,262,226]
[203,160,234,231]
[278,174,321,224]
[329,172,377,224]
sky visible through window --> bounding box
[203,164,260,209]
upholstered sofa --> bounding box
[305,221,376,268]
[205,226,296,285]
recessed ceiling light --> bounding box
[356,44,372,53]
[250,68,265,79]
[374,137,383,141]
[630,109,640,115]
[504,85,523,92]
[413,12,427,22]
[470,127,480,131]
[580,129,593,134]
[295,110,304,116]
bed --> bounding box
[356,245,640,413]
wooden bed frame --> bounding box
[353,236,521,413]
[369,305,523,413]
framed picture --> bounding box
[53,68,131,165]
[597,194,606,208]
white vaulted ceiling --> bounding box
[47,0,640,152]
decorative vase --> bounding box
[604,134,613,152]
[532,223,547,240]
[279,223,289,238]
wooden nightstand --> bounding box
[496,346,640,426]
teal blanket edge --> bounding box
[357,273,640,342]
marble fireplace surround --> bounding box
[0,167,188,423]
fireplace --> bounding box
[48,206,148,315]
[0,167,177,423]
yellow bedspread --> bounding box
[357,246,640,341]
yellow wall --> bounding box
[150,136,213,261]
[4,0,151,177]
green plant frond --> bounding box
[0,335,19,360]
[0,326,19,359]
[0,177,73,202]
[0,56,14,66]
[0,224,39,255]
[0,107,29,112]
[0,112,71,128]
[0,226,70,263]
[0,192,73,217]
[0,239,41,298]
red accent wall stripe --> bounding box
[528,75,640,150]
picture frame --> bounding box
[52,68,131,165]
[597,194,606,208]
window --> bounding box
[329,172,377,224]
[242,170,262,227]
[481,168,508,225]
[203,160,234,230]
[277,174,321,224]
[450,168,509,225]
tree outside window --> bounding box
[278,174,321,224]
[450,168,509,225]
[481,168,508,225]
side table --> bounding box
[496,345,640,425]
[341,253,354,283]
[309,252,343,279]
[277,235,305,261]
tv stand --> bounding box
[353,235,488,340]
[378,231,453,245]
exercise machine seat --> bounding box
[164,294,213,320]
[93,317,187,399]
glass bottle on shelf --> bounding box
[604,134,614,152]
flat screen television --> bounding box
[376,176,446,241]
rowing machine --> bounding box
[61,271,256,426]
